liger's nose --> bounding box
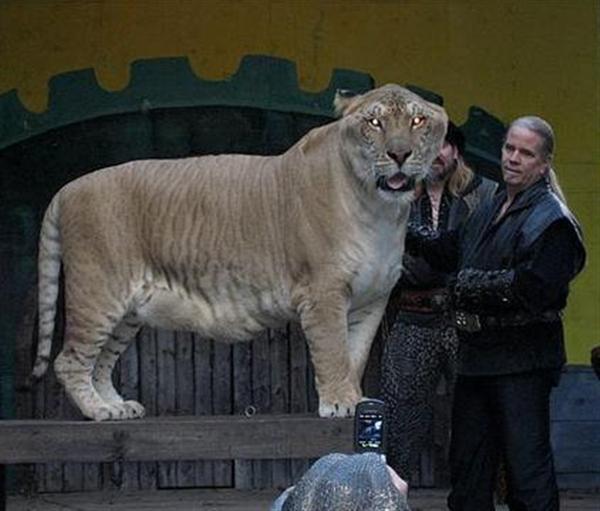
[387,150,412,167]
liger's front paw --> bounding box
[318,390,361,418]
[319,402,354,418]
[88,400,146,421]
[122,400,146,419]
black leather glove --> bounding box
[404,221,440,256]
[452,268,516,313]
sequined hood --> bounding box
[270,453,410,511]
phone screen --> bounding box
[356,412,384,450]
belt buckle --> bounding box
[454,311,482,332]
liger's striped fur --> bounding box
[32,84,447,421]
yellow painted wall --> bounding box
[1,0,598,364]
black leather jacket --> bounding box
[420,178,586,376]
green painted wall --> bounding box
[0,0,598,364]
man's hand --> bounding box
[404,221,439,256]
[452,268,516,313]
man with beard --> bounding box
[380,121,497,480]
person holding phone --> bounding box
[406,116,586,510]
[271,400,408,510]
[270,452,410,511]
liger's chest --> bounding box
[348,226,405,306]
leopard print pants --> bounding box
[380,316,458,480]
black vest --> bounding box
[456,179,585,376]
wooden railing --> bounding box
[0,414,353,510]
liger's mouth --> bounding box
[376,171,416,192]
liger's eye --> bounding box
[411,116,425,128]
[369,118,382,128]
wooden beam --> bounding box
[0,415,353,464]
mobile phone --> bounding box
[354,398,386,455]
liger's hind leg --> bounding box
[92,313,145,419]
[54,319,117,421]
[54,301,140,421]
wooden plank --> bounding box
[192,334,214,487]
[82,463,101,491]
[175,331,196,488]
[62,390,86,491]
[101,461,118,491]
[252,331,272,489]
[14,286,36,420]
[33,357,47,492]
[13,285,37,493]
[288,324,311,482]
[42,301,66,493]
[0,415,353,464]
[289,324,308,415]
[7,488,600,511]
[138,328,158,416]
[156,329,178,488]
[116,339,141,490]
[212,342,233,487]
[269,327,291,489]
[232,342,253,489]
[62,419,84,492]
[137,328,158,490]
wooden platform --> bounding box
[0,415,353,510]
[2,414,598,510]
[0,415,352,464]
[6,488,600,510]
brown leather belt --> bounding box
[395,288,447,314]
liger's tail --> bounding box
[31,195,62,381]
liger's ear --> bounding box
[333,89,359,117]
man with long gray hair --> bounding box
[406,115,586,510]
